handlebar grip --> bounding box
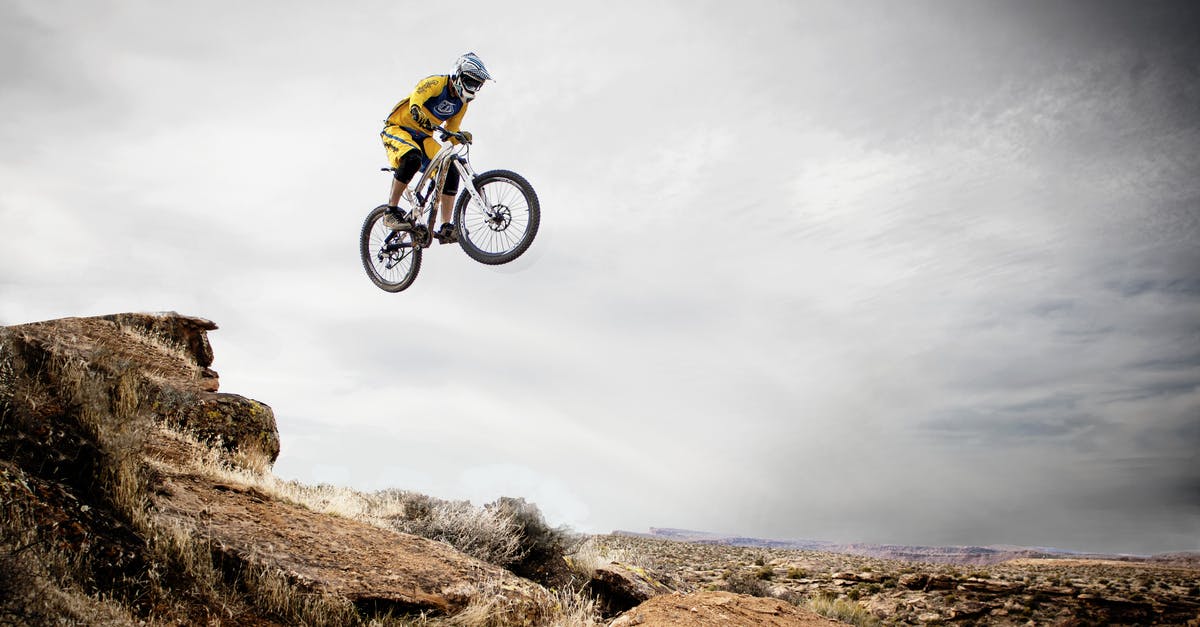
[435,127,467,143]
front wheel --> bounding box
[454,170,540,265]
[360,205,422,292]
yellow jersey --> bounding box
[382,74,468,156]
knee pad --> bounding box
[394,150,422,182]
[443,166,460,195]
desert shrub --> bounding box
[771,587,805,606]
[246,481,531,571]
[806,593,880,627]
[566,537,642,576]
[722,572,770,597]
[754,555,767,567]
[754,565,774,580]
[786,567,807,579]
[389,494,526,567]
[486,497,578,587]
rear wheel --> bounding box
[454,170,540,265]
[360,205,422,292]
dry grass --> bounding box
[117,323,200,373]
[389,584,602,627]
[568,536,631,573]
[242,564,362,626]
[155,424,528,567]
[0,498,140,626]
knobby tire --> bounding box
[360,204,422,292]
[454,170,540,265]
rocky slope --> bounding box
[598,534,1200,625]
[0,313,556,625]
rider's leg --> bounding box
[434,165,461,241]
[439,193,456,224]
[389,178,407,207]
[387,150,422,208]
[438,166,461,227]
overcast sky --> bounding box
[2,1,1197,556]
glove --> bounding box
[458,130,473,144]
[410,104,435,132]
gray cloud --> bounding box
[3,0,1198,555]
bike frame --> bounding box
[401,130,489,238]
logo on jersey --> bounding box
[433,100,458,117]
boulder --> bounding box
[946,601,993,620]
[924,574,958,590]
[832,571,883,583]
[958,578,1024,595]
[172,392,280,465]
[587,562,674,616]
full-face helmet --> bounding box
[452,52,491,102]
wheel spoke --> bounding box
[463,179,529,254]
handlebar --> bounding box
[433,126,470,145]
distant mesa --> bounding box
[615,528,1181,566]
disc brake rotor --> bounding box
[487,205,512,231]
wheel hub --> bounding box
[487,205,512,231]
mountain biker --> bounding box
[380,52,492,244]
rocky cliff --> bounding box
[0,313,554,625]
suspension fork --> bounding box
[453,157,488,215]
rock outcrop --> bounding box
[0,312,551,624]
[586,562,675,616]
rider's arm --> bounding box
[405,76,443,132]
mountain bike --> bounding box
[360,128,540,292]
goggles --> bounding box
[459,73,485,92]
